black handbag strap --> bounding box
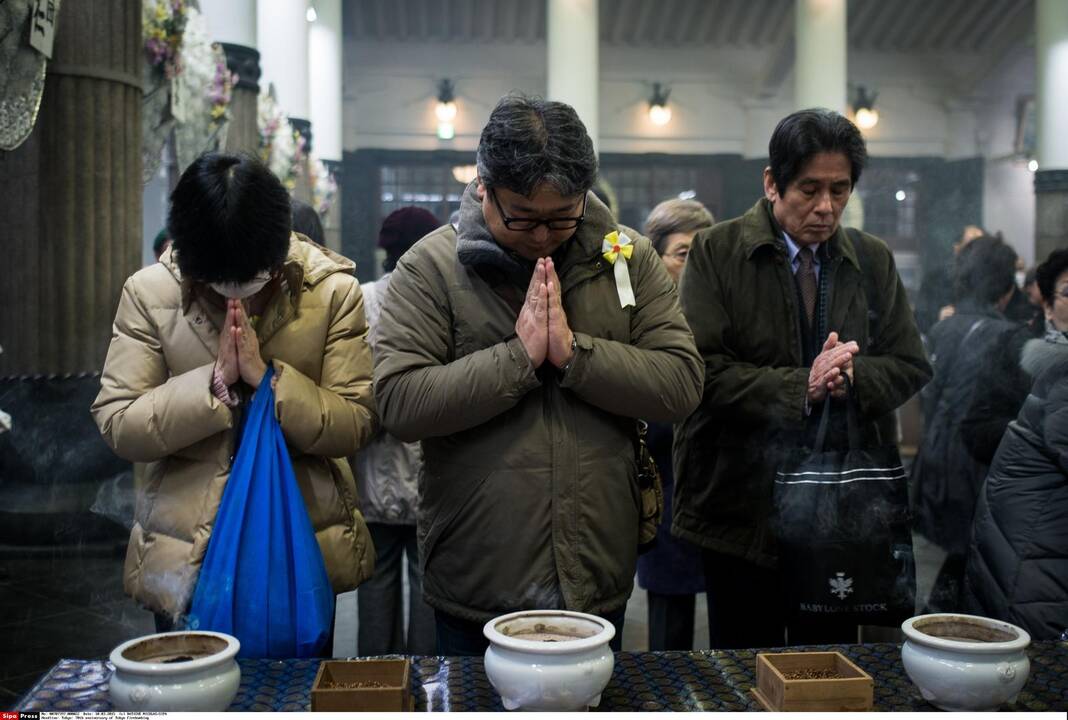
[814,375,861,452]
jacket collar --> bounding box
[741,198,861,271]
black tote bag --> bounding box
[772,378,915,626]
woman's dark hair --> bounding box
[167,153,292,283]
[768,108,868,194]
[1035,248,1068,304]
[291,199,325,246]
[476,94,597,198]
[954,234,1018,306]
[378,206,441,272]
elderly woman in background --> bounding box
[92,153,377,650]
[636,197,714,650]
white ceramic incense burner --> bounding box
[108,631,241,711]
[901,613,1031,712]
[483,609,615,711]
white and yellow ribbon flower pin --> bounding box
[602,230,636,308]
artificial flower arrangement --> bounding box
[143,0,188,80]
[207,43,235,129]
[258,88,304,191]
[309,158,338,218]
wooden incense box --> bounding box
[750,651,873,711]
[311,658,412,712]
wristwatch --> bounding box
[560,335,579,375]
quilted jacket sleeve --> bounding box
[91,276,234,462]
[273,277,379,457]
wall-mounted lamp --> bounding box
[648,83,672,126]
[435,79,457,122]
[306,2,317,23]
[852,85,879,130]
[435,79,457,139]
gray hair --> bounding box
[475,94,597,198]
[644,198,715,255]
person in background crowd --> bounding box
[963,350,1068,641]
[353,206,442,657]
[912,235,1021,613]
[372,94,703,656]
[915,224,984,332]
[673,109,931,648]
[1023,266,1043,308]
[1022,248,1068,379]
[636,197,713,651]
[152,228,172,262]
[92,154,377,651]
[1004,254,1044,329]
[960,248,1068,466]
[292,198,326,247]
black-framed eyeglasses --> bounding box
[490,188,587,231]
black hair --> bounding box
[291,199,325,246]
[768,108,868,194]
[954,235,1018,306]
[167,153,291,283]
[476,94,597,198]
[1035,248,1068,305]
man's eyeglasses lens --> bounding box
[493,190,586,231]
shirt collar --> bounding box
[782,231,819,266]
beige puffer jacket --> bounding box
[91,236,377,620]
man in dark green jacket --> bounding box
[374,95,704,656]
[673,109,931,648]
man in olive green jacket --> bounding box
[673,109,931,649]
[374,95,703,656]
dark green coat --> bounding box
[672,199,931,567]
[374,189,703,622]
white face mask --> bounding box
[210,273,272,299]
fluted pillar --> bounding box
[0,0,142,376]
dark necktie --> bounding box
[797,247,817,326]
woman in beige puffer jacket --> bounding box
[91,153,376,628]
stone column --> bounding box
[0,0,142,376]
[1034,0,1068,263]
[547,0,599,153]
[258,0,312,201]
[201,0,261,156]
[795,0,847,113]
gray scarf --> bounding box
[455,182,533,284]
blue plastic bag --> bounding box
[189,365,335,658]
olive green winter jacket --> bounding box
[672,198,931,568]
[373,187,703,623]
